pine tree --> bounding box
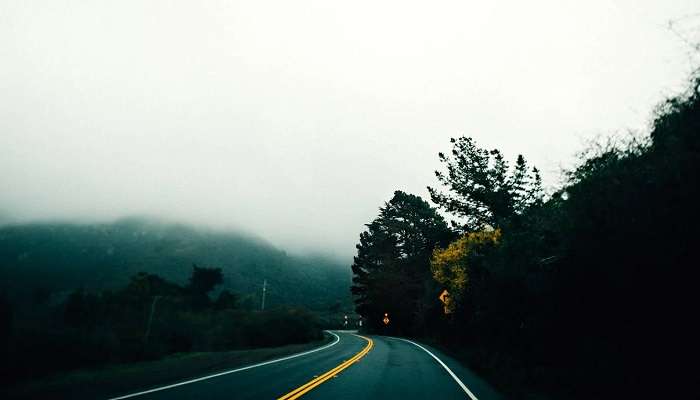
[428,136,544,231]
[351,191,453,333]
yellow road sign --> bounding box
[383,312,390,325]
[439,289,453,314]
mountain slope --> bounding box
[0,217,351,309]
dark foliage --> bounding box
[188,265,224,309]
[351,191,454,334]
[188,265,224,296]
[428,137,543,231]
[352,75,700,398]
[0,268,323,386]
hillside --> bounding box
[0,217,351,310]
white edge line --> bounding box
[393,337,479,400]
[106,331,341,400]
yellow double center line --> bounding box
[277,335,373,400]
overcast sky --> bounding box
[1,1,699,258]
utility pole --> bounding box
[261,279,267,311]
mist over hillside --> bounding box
[0,217,352,310]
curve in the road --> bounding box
[393,337,478,400]
[107,331,341,400]
[277,334,373,400]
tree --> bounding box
[63,288,100,328]
[427,136,543,231]
[430,228,501,312]
[214,290,239,310]
[188,265,223,296]
[186,265,223,309]
[351,191,454,333]
[123,272,183,299]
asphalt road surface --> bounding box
[107,331,502,400]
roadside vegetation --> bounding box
[6,334,333,400]
[351,72,700,398]
[0,265,323,388]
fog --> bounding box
[1,1,698,258]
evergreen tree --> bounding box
[188,265,223,296]
[351,191,453,333]
[188,265,223,309]
[428,136,543,231]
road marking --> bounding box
[394,337,479,400]
[106,331,341,400]
[277,334,373,400]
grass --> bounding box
[7,333,334,400]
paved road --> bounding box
[108,331,501,400]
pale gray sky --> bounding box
[1,1,699,258]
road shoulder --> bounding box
[7,334,334,400]
[386,336,503,400]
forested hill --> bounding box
[0,217,351,309]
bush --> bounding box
[1,271,324,385]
